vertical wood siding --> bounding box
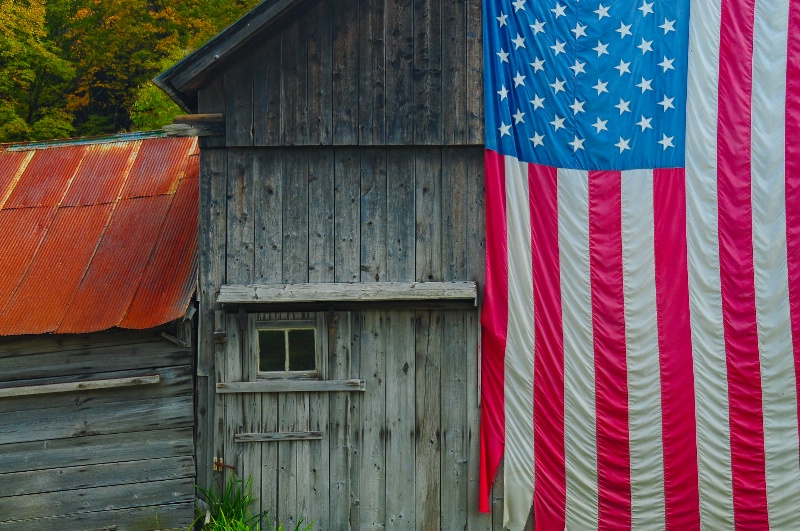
[201,145,496,529]
[206,0,483,147]
[194,0,503,527]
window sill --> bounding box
[216,378,365,394]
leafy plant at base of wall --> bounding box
[193,474,263,530]
[192,474,314,531]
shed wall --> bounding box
[0,327,195,530]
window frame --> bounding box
[254,316,325,380]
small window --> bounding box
[256,320,319,378]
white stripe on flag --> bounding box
[503,155,535,530]
[621,170,667,529]
[752,0,800,526]
[559,168,598,530]
[685,0,735,525]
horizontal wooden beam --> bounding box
[235,431,323,443]
[216,379,365,394]
[217,281,477,306]
[0,374,161,399]
[162,113,224,137]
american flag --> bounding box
[479,0,800,529]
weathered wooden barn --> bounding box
[155,0,510,528]
[0,133,199,530]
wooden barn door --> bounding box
[213,310,357,530]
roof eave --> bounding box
[153,0,311,113]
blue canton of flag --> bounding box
[484,0,691,170]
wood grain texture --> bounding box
[308,150,335,282]
[357,311,387,529]
[0,428,193,475]
[0,341,189,382]
[334,149,361,282]
[254,150,283,282]
[442,0,467,145]
[385,310,416,529]
[347,312,363,528]
[328,311,352,530]
[227,149,256,283]
[0,395,193,446]
[225,56,254,146]
[197,76,226,148]
[386,148,416,281]
[385,0,414,145]
[359,149,387,282]
[222,313,244,488]
[282,151,309,283]
[415,310,443,530]
[306,0,333,145]
[415,148,443,282]
[307,314,331,531]
[332,0,359,145]
[0,374,160,399]
[413,0,443,145]
[253,34,282,146]
[282,18,308,145]
[466,0,483,144]
[442,147,468,282]
[0,366,189,414]
[358,0,386,145]
[0,501,193,531]
[1,456,194,498]
[441,311,468,529]
[218,281,477,304]
[216,379,365,393]
[241,315,262,523]
[0,477,194,522]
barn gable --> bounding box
[155,0,483,147]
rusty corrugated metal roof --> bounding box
[0,132,199,336]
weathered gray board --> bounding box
[213,309,490,530]
[0,327,195,530]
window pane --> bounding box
[288,329,316,371]
[259,330,285,371]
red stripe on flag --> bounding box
[786,0,800,448]
[717,0,769,526]
[529,164,566,529]
[588,170,632,529]
[653,169,701,529]
[480,149,509,513]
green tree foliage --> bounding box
[0,0,75,141]
[0,0,260,142]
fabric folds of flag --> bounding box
[479,0,800,529]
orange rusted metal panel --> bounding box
[0,208,57,315]
[0,150,32,208]
[121,177,199,329]
[0,133,198,336]
[0,205,114,335]
[4,145,85,208]
[61,142,138,206]
[57,195,173,334]
[120,137,196,198]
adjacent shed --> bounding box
[156,0,509,528]
[0,133,199,530]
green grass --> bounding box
[192,474,313,531]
